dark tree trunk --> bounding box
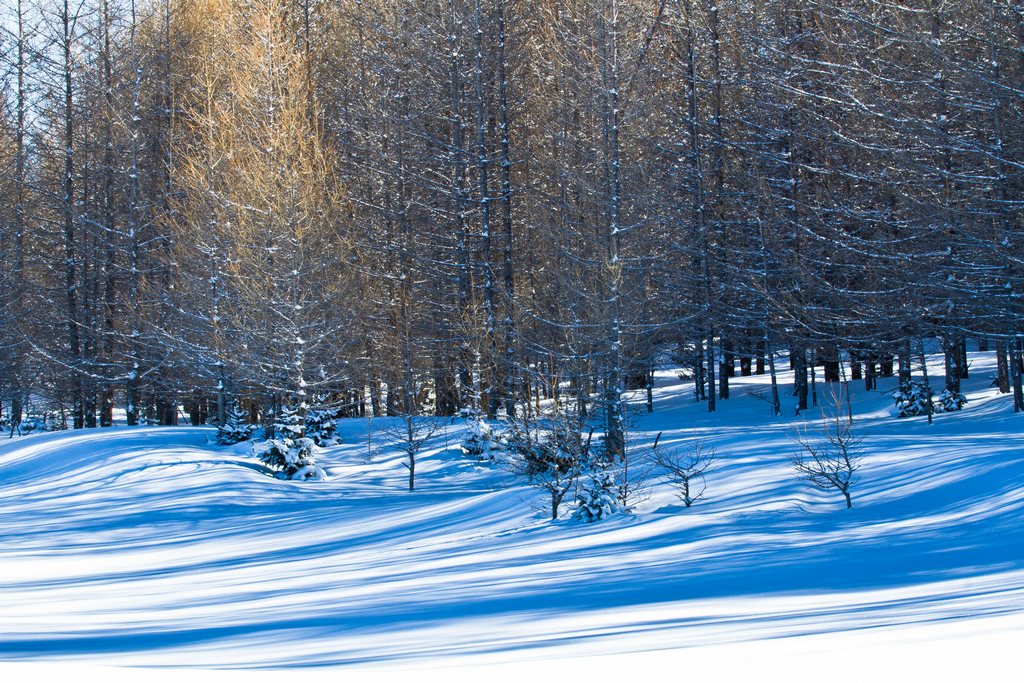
[100,387,114,427]
[898,339,913,391]
[188,401,202,426]
[944,337,961,393]
[693,339,705,401]
[957,337,969,379]
[10,395,23,436]
[706,332,717,412]
[996,340,1010,394]
[766,334,781,416]
[1012,338,1024,412]
[850,351,862,381]
[793,345,808,413]
[919,339,934,425]
[386,381,398,416]
[84,394,98,428]
[823,346,840,382]
[823,359,840,382]
[810,349,818,408]
[434,356,458,417]
[719,355,730,400]
[864,354,877,391]
[646,363,654,414]
[370,381,382,417]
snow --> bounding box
[1,351,1022,678]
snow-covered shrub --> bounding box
[934,388,967,413]
[305,408,340,447]
[253,405,326,480]
[216,403,254,445]
[19,414,53,434]
[493,417,528,457]
[574,471,620,523]
[892,382,967,416]
[892,381,932,417]
[460,411,492,459]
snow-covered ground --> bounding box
[1,352,1022,679]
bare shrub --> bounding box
[651,432,716,508]
[502,409,591,520]
[790,388,863,509]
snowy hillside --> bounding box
[1,352,1022,676]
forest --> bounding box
[0,0,1022,443]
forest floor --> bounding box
[1,351,1022,681]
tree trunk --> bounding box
[646,362,654,414]
[766,333,781,416]
[706,332,717,412]
[996,340,1010,393]
[809,348,818,408]
[793,345,808,413]
[943,336,960,392]
[719,350,730,400]
[61,0,83,429]
[1012,337,1024,412]
[602,0,625,460]
[473,0,499,419]
[919,339,934,425]
[823,354,840,383]
[496,0,517,419]
[898,339,913,391]
[957,337,969,379]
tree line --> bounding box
[0,0,1021,441]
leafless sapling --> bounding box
[503,410,590,520]
[651,432,716,508]
[790,390,863,509]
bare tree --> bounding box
[502,409,591,520]
[790,387,863,509]
[398,415,444,492]
[651,431,715,508]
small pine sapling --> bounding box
[892,381,933,417]
[217,402,254,445]
[651,432,716,508]
[305,407,341,447]
[934,388,967,413]
[459,409,493,459]
[253,404,326,480]
[574,469,620,523]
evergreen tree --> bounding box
[216,402,253,445]
[253,404,326,480]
